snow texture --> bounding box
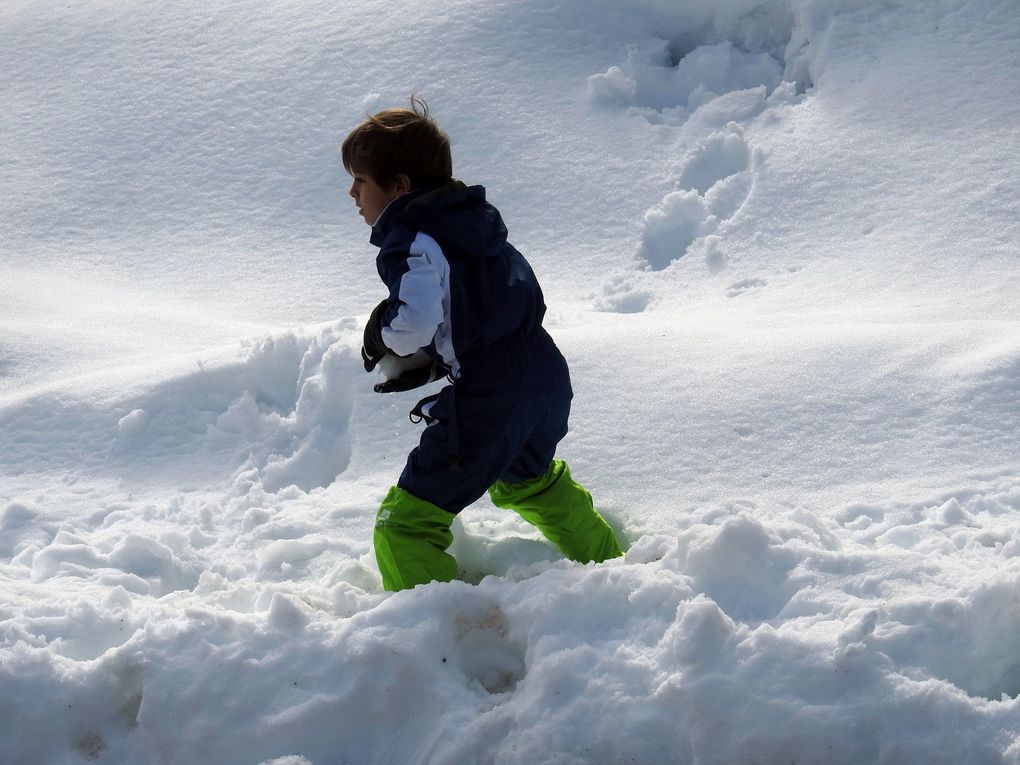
[2,0,1020,763]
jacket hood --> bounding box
[371,181,509,258]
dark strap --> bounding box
[409,392,441,425]
[408,391,464,471]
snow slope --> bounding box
[2,0,1019,763]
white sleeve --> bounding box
[381,233,447,357]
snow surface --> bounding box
[2,0,1020,762]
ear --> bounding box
[392,174,412,195]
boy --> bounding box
[342,98,622,591]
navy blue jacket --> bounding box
[370,182,548,378]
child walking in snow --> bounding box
[343,98,622,591]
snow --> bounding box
[2,0,1019,762]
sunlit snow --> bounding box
[2,0,1019,763]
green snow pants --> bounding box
[374,460,622,591]
[489,459,623,564]
[374,486,458,592]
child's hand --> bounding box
[362,300,390,372]
[363,299,446,392]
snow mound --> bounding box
[0,321,361,495]
[7,495,1020,764]
[589,40,785,119]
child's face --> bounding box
[348,172,406,226]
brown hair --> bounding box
[341,96,453,189]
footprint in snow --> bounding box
[589,274,653,314]
[586,24,813,298]
[727,277,767,297]
[450,603,525,695]
[637,127,754,273]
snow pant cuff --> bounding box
[374,486,457,591]
[488,460,623,564]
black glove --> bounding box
[373,358,443,393]
[362,300,390,372]
[363,299,447,392]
